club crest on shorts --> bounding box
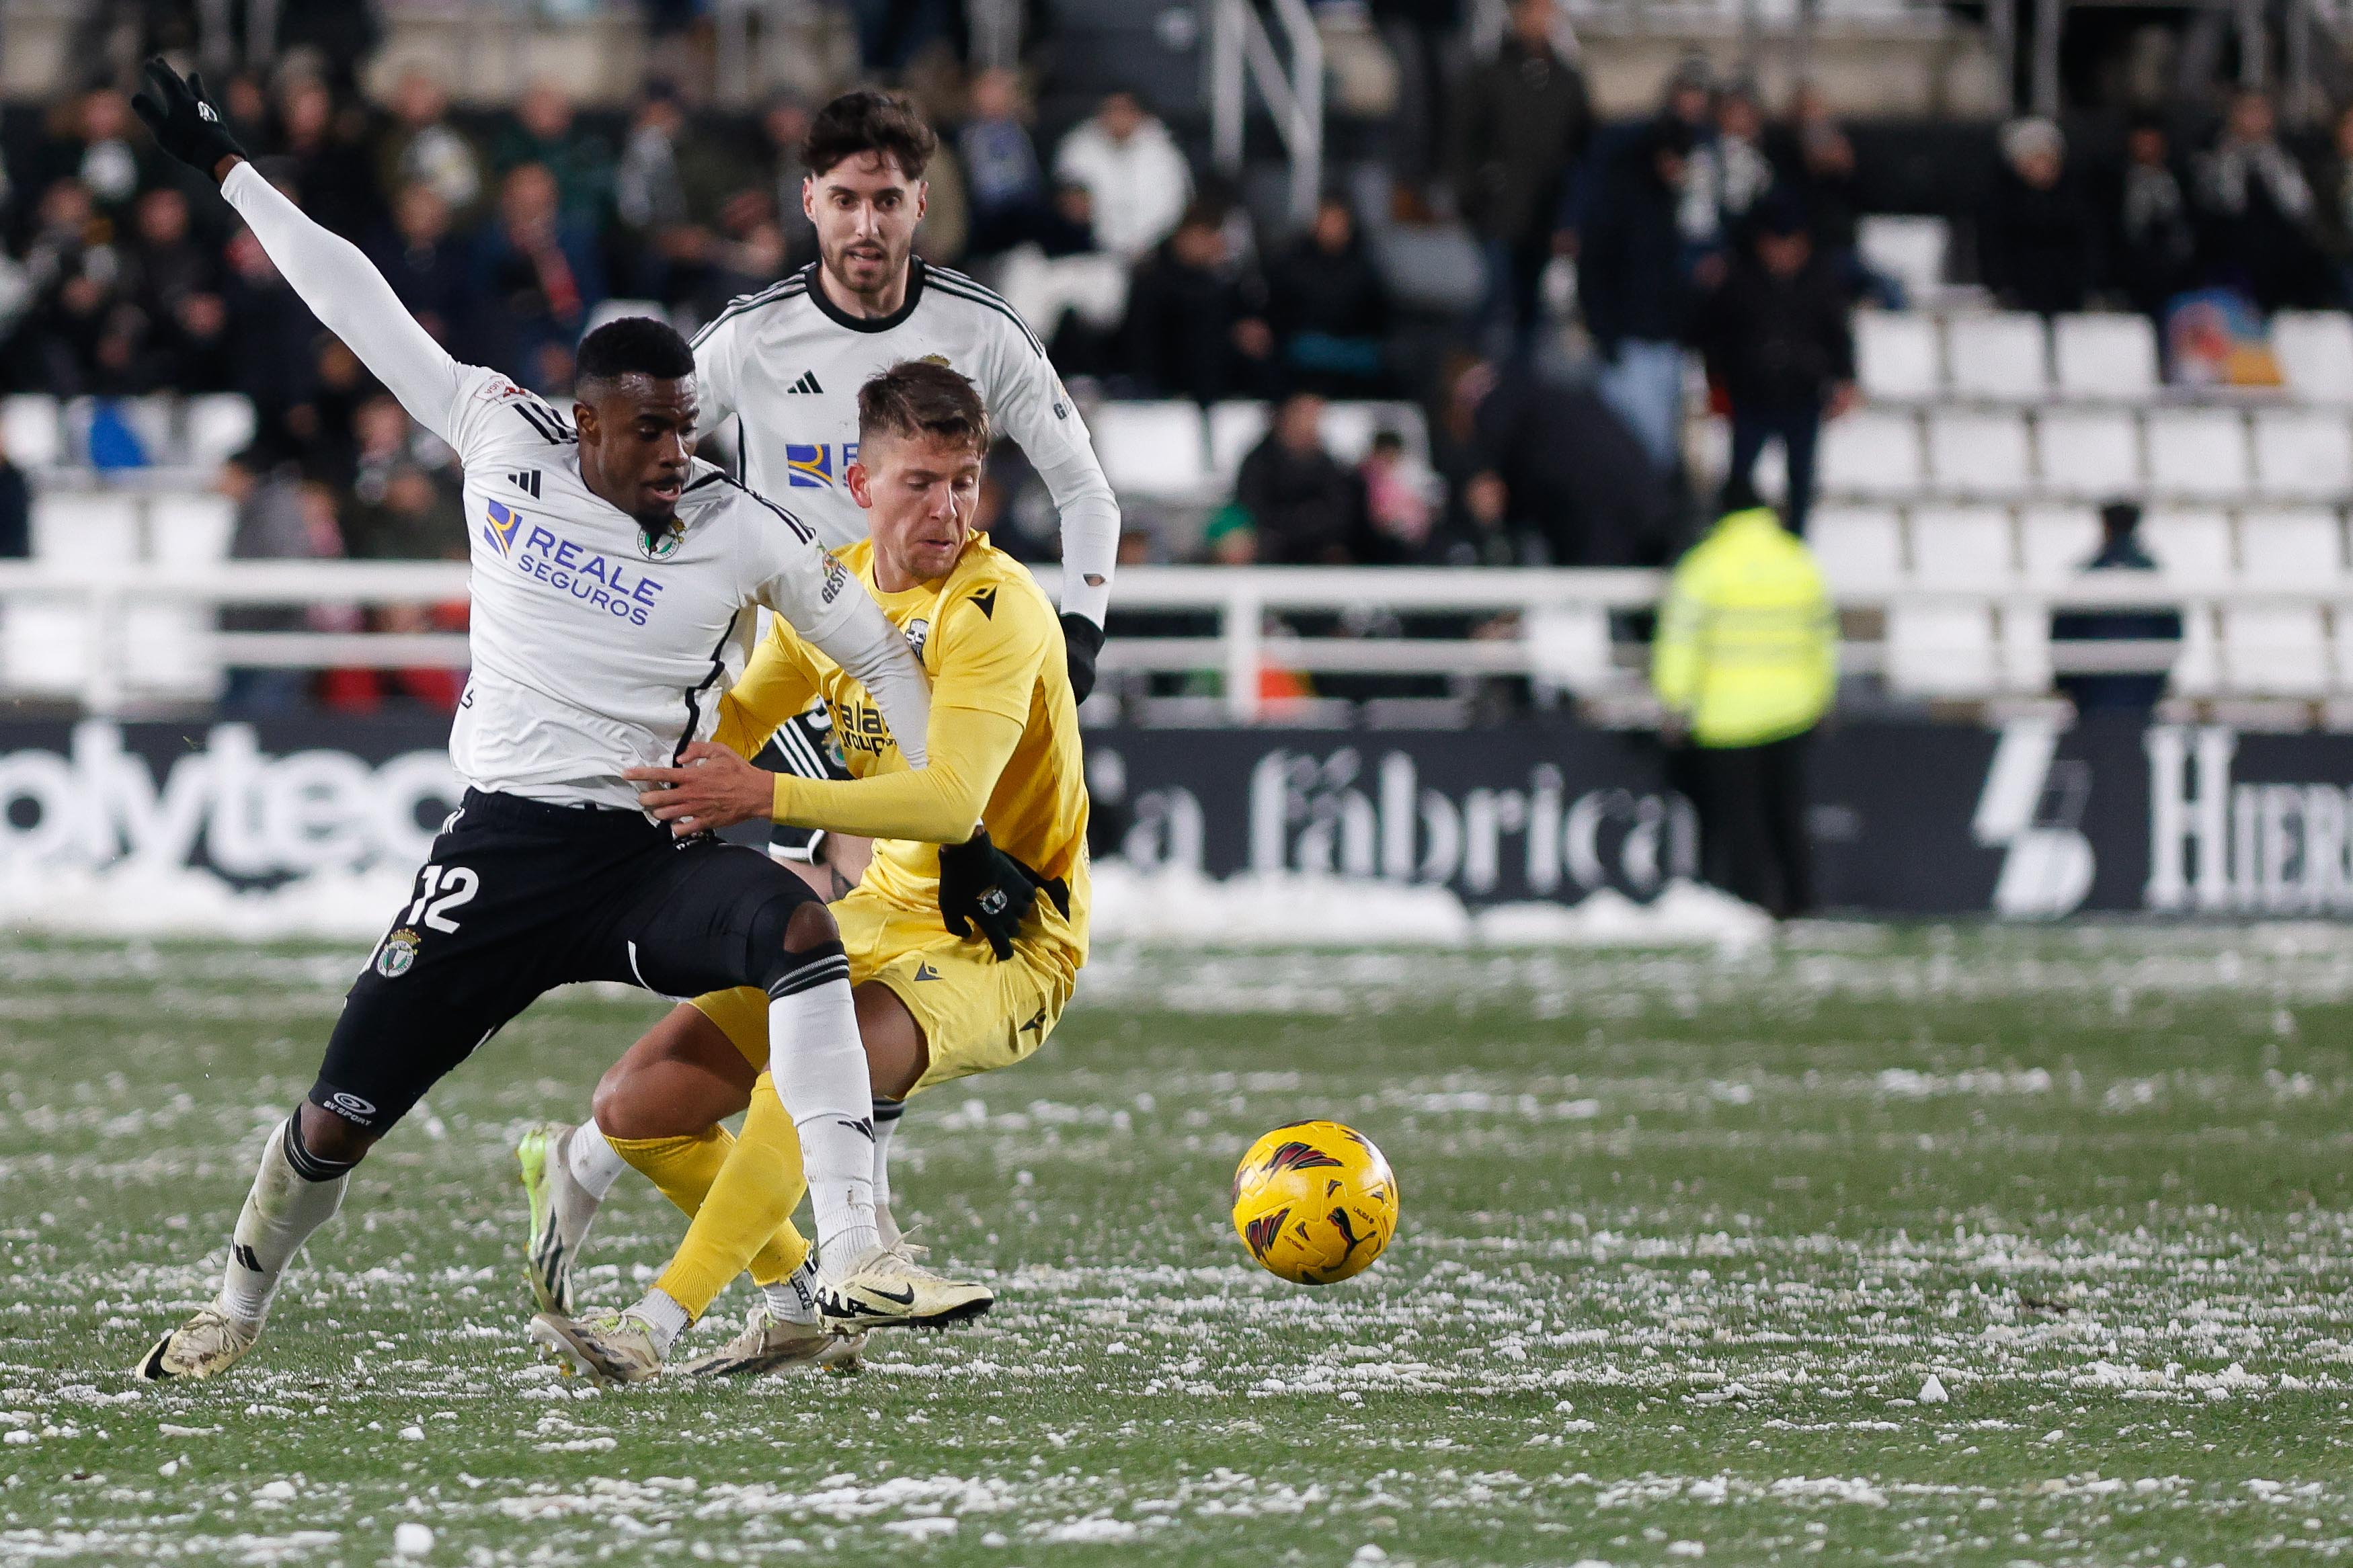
[637,520,684,561]
[376,927,421,978]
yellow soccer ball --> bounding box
[1230,1120,1399,1284]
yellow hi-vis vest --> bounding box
[1650,507,1838,748]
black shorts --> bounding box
[309,788,822,1135]
[752,699,852,864]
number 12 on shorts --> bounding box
[401,864,481,933]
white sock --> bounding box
[871,1098,904,1211]
[567,1120,627,1200]
[626,1288,690,1354]
[761,1259,822,1325]
[218,1119,350,1327]
[765,954,880,1281]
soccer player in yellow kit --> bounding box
[520,359,1089,1381]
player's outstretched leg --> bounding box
[517,1119,627,1315]
[138,1112,357,1380]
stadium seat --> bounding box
[1886,603,2001,696]
[1,394,61,468]
[1854,311,1941,401]
[1924,410,2032,498]
[2142,409,2250,499]
[147,493,237,567]
[2236,508,2344,585]
[1320,402,1431,466]
[122,602,223,700]
[2221,605,2331,696]
[2140,509,2236,584]
[2051,314,2159,401]
[0,599,91,696]
[1206,401,1269,481]
[1907,505,2017,588]
[1817,409,1923,499]
[2271,311,2353,404]
[994,249,1129,341]
[2249,409,2353,499]
[183,393,259,468]
[1944,313,2049,401]
[2017,505,2104,587]
[1856,214,1949,304]
[1091,401,1209,499]
[31,493,141,569]
[2034,409,2141,498]
[1806,505,1906,593]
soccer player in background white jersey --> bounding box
[126,58,941,1380]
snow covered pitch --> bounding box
[2,925,2351,1563]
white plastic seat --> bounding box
[1091,401,1209,499]
[122,602,223,700]
[1944,313,2050,401]
[1924,410,2032,498]
[2143,409,2250,499]
[1807,505,1905,593]
[2017,505,2104,587]
[1206,401,1271,482]
[2035,409,2141,498]
[183,393,259,468]
[1854,311,1942,401]
[2249,409,2353,499]
[1858,215,1950,304]
[30,493,141,571]
[1817,409,1923,499]
[2221,606,2331,696]
[2052,314,2159,401]
[1320,402,1429,466]
[2237,508,2345,586]
[1886,603,2002,696]
[0,599,91,696]
[1,394,61,468]
[1907,505,2017,588]
[2272,311,2353,405]
[147,493,237,567]
[2140,509,2236,585]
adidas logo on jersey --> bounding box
[787,370,825,395]
[507,468,542,498]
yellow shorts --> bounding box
[690,886,1076,1095]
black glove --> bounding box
[937,827,1041,960]
[132,56,247,181]
[1061,612,1105,705]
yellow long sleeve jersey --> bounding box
[1650,507,1838,749]
[710,532,1090,966]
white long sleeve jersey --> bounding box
[688,258,1121,624]
[221,162,930,813]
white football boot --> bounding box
[676,1308,867,1377]
[517,1121,600,1315]
[527,1309,665,1384]
[815,1247,993,1332]
[136,1304,259,1381]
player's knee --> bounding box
[781,897,839,952]
[293,1100,376,1168]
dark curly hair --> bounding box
[803,89,937,181]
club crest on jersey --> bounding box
[919,354,952,368]
[483,499,524,556]
[376,927,420,977]
[904,618,931,660]
[638,520,684,561]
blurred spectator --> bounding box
[221,211,324,425]
[1377,0,1463,200]
[218,450,337,713]
[272,71,383,242]
[1773,85,1870,294]
[1451,0,1591,351]
[1981,117,2096,316]
[1119,205,1273,404]
[1650,493,1834,920]
[123,186,229,392]
[0,427,27,558]
[2052,499,2182,714]
[1466,358,1670,565]
[348,455,464,562]
[49,88,148,217]
[962,69,1048,257]
[2195,89,2328,312]
[1694,201,1854,537]
[1361,429,1433,559]
[1037,181,1099,257]
[376,69,483,219]
[2108,114,2196,321]
[1581,119,1700,477]
[1053,91,1193,261]
[475,163,606,390]
[1234,392,1376,565]
[912,142,971,267]
[1266,195,1392,397]
[494,82,615,227]
[614,81,743,302]
[15,179,122,397]
[1685,77,1775,255]
[760,97,818,266]
[1204,503,1259,565]
[369,182,471,347]
[2313,104,2353,308]
[290,338,373,489]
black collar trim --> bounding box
[804,257,927,333]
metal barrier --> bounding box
[2,560,2338,723]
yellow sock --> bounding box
[606,1120,809,1298]
[649,1074,811,1317]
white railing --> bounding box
[0,561,2336,724]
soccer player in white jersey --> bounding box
[512,92,1123,1298]
[126,58,942,1380]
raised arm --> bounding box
[990,333,1119,696]
[135,60,471,449]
